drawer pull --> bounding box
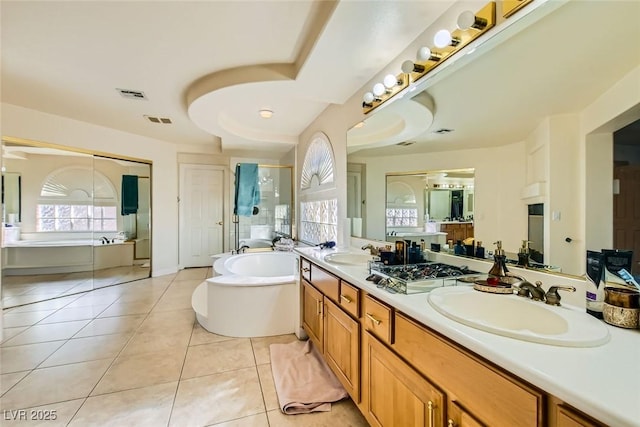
[448,420,455,427]
[302,267,310,273]
[428,401,434,427]
[317,300,322,316]
[365,313,382,325]
[340,294,352,304]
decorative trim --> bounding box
[300,132,335,192]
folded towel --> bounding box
[270,339,348,415]
[121,175,138,216]
[234,163,260,217]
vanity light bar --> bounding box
[362,1,501,115]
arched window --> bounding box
[37,167,118,232]
[299,132,338,244]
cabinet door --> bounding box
[364,332,444,427]
[448,401,485,427]
[324,298,360,401]
[302,280,324,352]
[556,405,603,427]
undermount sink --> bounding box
[428,286,610,347]
[324,252,374,266]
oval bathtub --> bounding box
[192,251,298,338]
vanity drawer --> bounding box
[338,280,360,318]
[310,263,339,302]
[363,294,393,345]
[300,258,311,282]
[393,312,543,427]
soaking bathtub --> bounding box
[192,251,300,338]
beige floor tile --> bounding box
[174,268,209,281]
[38,305,110,324]
[266,399,368,427]
[1,371,29,395]
[257,363,279,411]
[0,359,111,410]
[181,339,255,379]
[1,320,90,346]
[120,324,192,356]
[69,381,177,427]
[189,322,237,346]
[0,341,65,374]
[91,346,186,395]
[98,300,156,317]
[73,314,146,338]
[169,367,265,427]
[40,334,130,367]
[1,327,28,344]
[212,413,270,427]
[251,334,299,365]
[64,292,121,308]
[1,310,58,328]
[0,399,84,427]
[138,308,195,330]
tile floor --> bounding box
[1,268,368,426]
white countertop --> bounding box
[295,246,640,427]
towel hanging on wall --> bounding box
[234,163,260,217]
[121,175,139,216]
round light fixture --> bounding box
[434,29,453,48]
[372,83,386,97]
[417,46,432,61]
[363,92,375,104]
[383,74,398,89]
[259,109,273,119]
[457,10,476,30]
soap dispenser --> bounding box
[475,241,485,259]
[517,240,531,267]
[488,240,509,278]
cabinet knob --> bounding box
[448,420,455,427]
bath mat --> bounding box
[270,339,348,414]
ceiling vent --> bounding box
[396,141,415,146]
[116,88,147,100]
[144,115,172,124]
[433,128,454,134]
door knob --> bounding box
[217,221,223,225]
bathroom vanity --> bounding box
[295,246,639,427]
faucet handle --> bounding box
[545,285,576,306]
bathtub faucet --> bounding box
[236,245,250,254]
[100,236,109,244]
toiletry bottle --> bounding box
[488,240,509,278]
[475,241,485,259]
[454,240,465,255]
[585,250,605,318]
[420,239,425,251]
[394,240,405,265]
[517,240,531,267]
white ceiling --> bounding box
[1,0,457,157]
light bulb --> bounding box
[258,109,273,119]
[417,47,432,61]
[372,83,386,97]
[363,92,374,104]
[434,29,453,48]
[457,11,476,30]
[383,74,398,89]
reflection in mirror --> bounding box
[347,0,640,277]
[2,172,21,224]
[384,170,474,247]
[1,139,152,308]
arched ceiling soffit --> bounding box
[187,1,337,147]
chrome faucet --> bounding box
[239,245,250,253]
[361,244,380,256]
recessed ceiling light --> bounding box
[259,109,273,119]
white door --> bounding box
[179,164,224,268]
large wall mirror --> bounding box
[1,138,152,308]
[347,0,640,277]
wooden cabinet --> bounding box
[440,222,474,243]
[363,294,393,345]
[448,401,486,427]
[300,262,360,401]
[301,280,324,352]
[554,403,604,427]
[392,312,543,427]
[324,298,360,399]
[363,332,444,427]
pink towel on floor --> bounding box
[270,339,348,414]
